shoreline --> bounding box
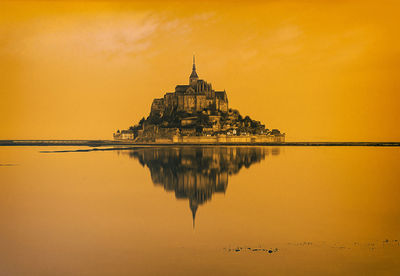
[0,140,400,147]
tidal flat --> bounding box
[1,146,399,275]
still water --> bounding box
[1,146,400,275]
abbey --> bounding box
[150,56,228,116]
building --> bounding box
[150,56,228,116]
[113,129,134,140]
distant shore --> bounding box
[0,140,399,147]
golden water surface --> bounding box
[1,146,399,275]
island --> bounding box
[114,56,285,144]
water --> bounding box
[1,146,400,275]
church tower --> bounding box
[189,55,199,85]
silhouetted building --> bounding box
[150,56,228,116]
[113,56,285,142]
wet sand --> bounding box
[1,140,400,147]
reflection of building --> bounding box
[120,147,280,227]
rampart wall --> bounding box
[168,135,285,144]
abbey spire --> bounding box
[189,55,199,84]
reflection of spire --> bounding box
[190,199,198,229]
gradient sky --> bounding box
[0,0,399,141]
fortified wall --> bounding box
[157,134,286,144]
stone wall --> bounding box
[183,95,196,112]
[151,98,165,115]
[171,134,285,144]
[137,125,178,142]
[155,138,173,144]
[196,94,207,111]
[164,93,177,108]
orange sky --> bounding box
[0,0,399,141]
